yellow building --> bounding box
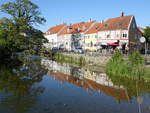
[83,23,103,51]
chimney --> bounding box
[121,12,124,17]
[101,20,104,23]
[63,22,66,25]
[89,18,92,22]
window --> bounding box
[111,31,115,38]
[123,33,127,38]
[116,34,120,38]
[95,35,98,38]
[90,41,93,47]
[107,34,110,38]
[133,23,135,28]
[135,34,137,39]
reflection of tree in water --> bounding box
[0,57,47,113]
[108,75,150,113]
[109,75,150,97]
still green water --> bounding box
[0,56,150,113]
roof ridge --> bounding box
[84,22,97,34]
[106,15,133,21]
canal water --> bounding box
[0,57,150,113]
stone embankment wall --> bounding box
[63,53,111,66]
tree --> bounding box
[144,27,150,43]
[0,0,46,26]
[0,18,12,60]
[0,0,47,56]
[0,20,7,48]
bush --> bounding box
[128,51,145,78]
[106,50,149,80]
[106,51,129,77]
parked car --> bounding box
[73,48,84,54]
[59,46,65,52]
[52,47,59,52]
[58,44,65,52]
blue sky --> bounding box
[0,0,150,32]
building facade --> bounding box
[43,24,66,48]
[44,14,142,51]
[58,21,95,51]
[96,15,141,51]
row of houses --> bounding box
[44,13,143,51]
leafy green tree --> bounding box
[0,0,47,56]
[144,27,150,43]
[0,18,12,60]
[0,0,46,26]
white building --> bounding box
[58,21,95,51]
[43,24,66,48]
[97,14,142,50]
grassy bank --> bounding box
[106,51,150,81]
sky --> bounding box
[0,0,150,32]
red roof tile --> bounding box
[45,15,133,36]
[85,22,104,34]
[45,24,66,35]
[99,16,133,31]
[58,21,95,35]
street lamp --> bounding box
[140,37,146,57]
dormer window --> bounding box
[95,26,99,30]
[105,24,108,27]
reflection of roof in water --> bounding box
[47,71,130,102]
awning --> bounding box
[100,42,108,45]
[108,43,119,46]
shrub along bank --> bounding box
[106,51,150,81]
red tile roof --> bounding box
[58,21,95,35]
[83,21,95,31]
[99,16,133,31]
[44,15,133,36]
[85,23,104,34]
[137,27,144,34]
[44,24,66,36]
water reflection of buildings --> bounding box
[41,59,130,102]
